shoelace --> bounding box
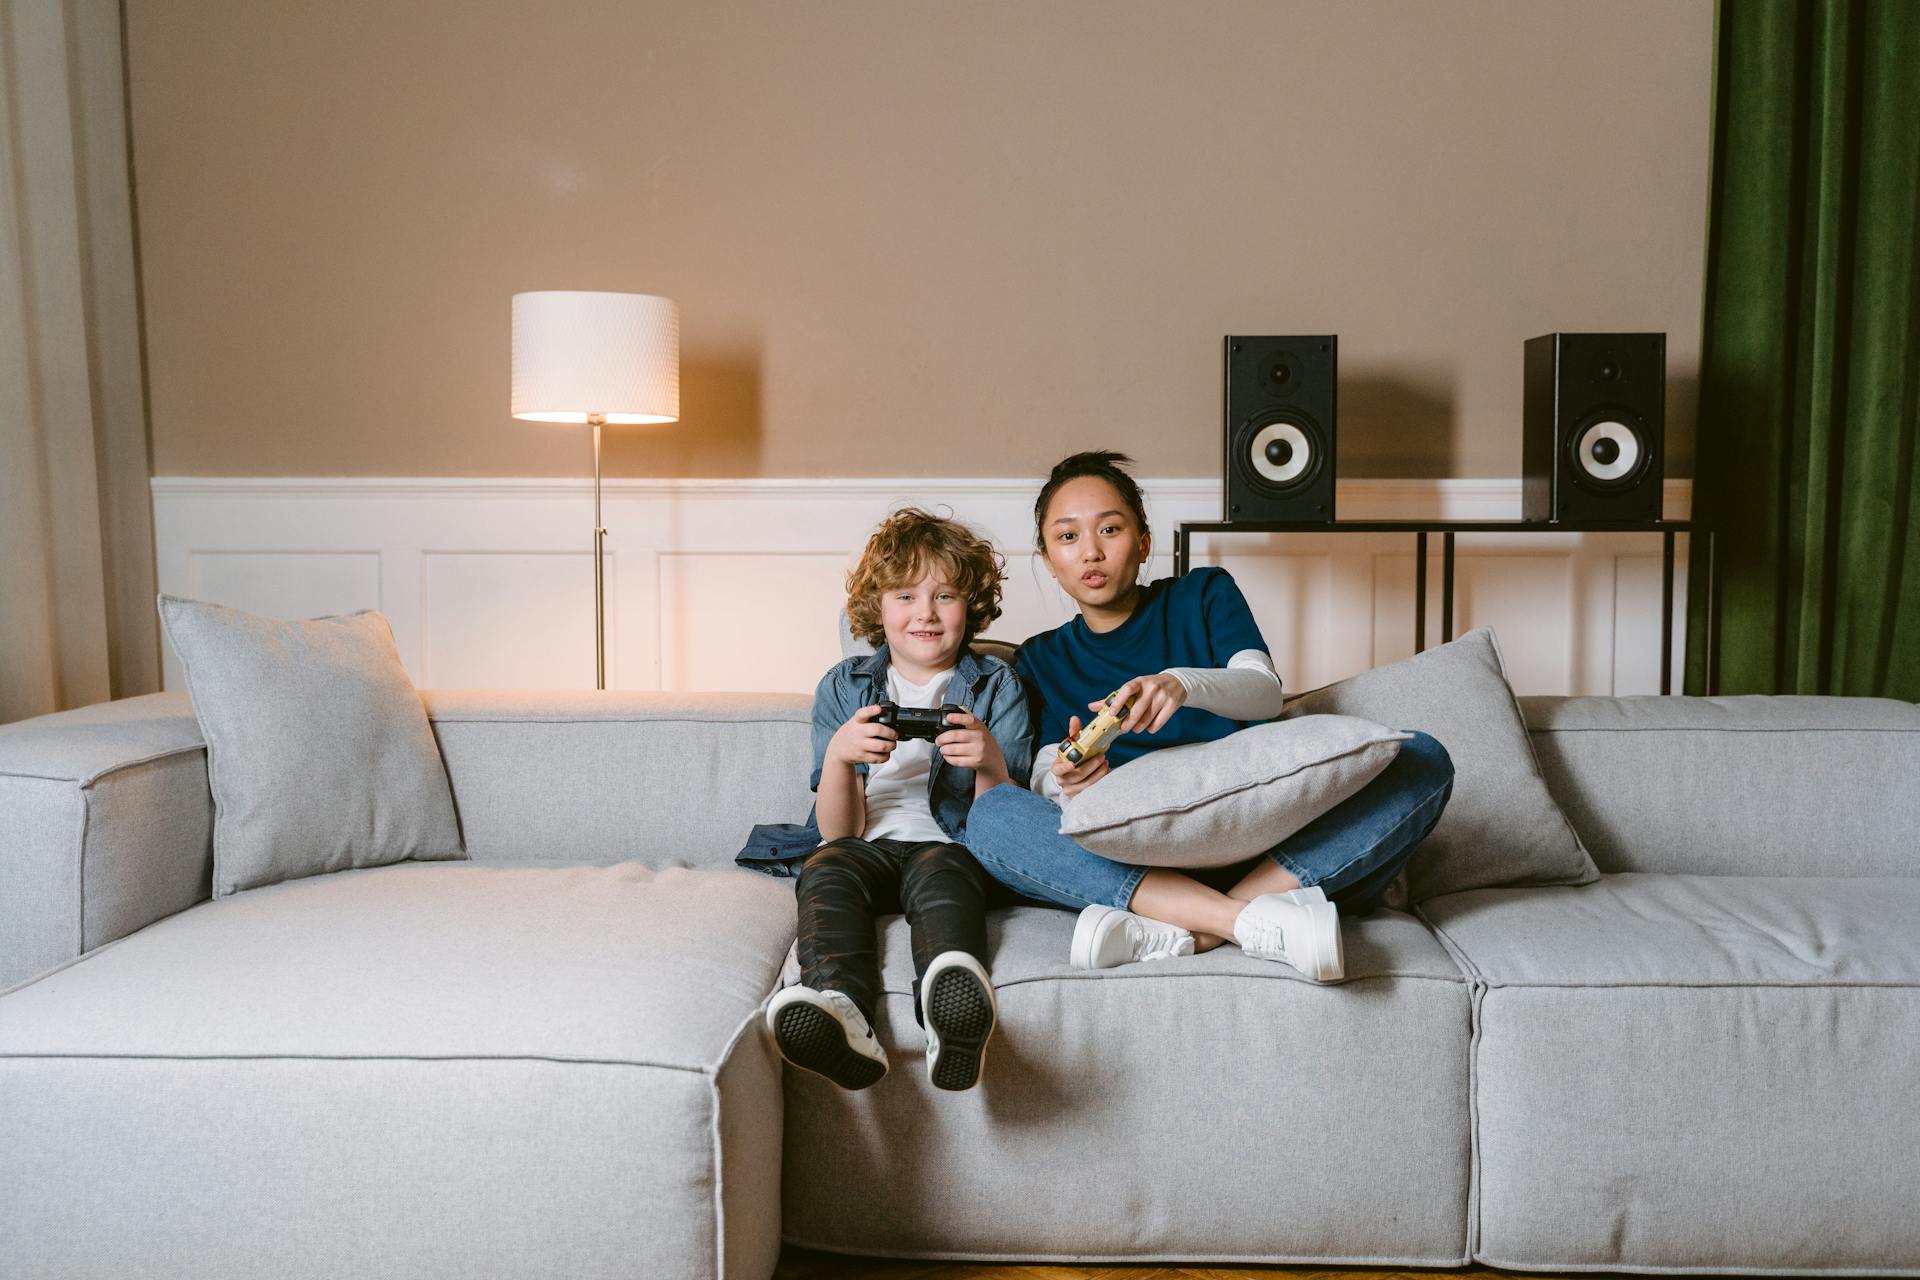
[822,991,876,1043]
[1125,918,1192,960]
[1237,916,1289,957]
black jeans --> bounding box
[794,837,992,1024]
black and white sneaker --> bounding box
[921,950,997,1092]
[765,986,889,1090]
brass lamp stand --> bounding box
[591,413,607,689]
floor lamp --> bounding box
[510,291,680,690]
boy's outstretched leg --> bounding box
[771,838,900,1090]
[900,842,996,1091]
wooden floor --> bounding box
[776,1249,1588,1280]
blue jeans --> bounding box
[967,730,1454,917]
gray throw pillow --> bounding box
[1059,716,1409,868]
[1283,627,1597,902]
[158,596,465,896]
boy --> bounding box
[737,509,1033,1091]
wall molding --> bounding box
[152,474,1693,509]
[152,476,1695,697]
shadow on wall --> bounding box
[1665,370,1698,479]
[603,341,764,476]
[1336,367,1458,479]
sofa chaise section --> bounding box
[0,861,797,1280]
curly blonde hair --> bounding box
[846,508,1005,646]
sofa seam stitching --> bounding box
[0,743,206,787]
[707,988,781,1280]
[0,927,145,999]
[1465,979,1486,1265]
[1469,1255,1919,1276]
[76,787,91,954]
[1414,909,1485,983]
[1414,905,1484,1264]
[1471,977,1920,990]
[773,1239,1478,1267]
[428,716,811,727]
[0,1051,717,1073]
[873,965,1470,998]
[1527,725,1920,735]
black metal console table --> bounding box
[1173,520,1717,695]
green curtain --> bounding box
[1685,0,1920,699]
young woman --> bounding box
[966,452,1455,982]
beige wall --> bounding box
[126,0,1713,480]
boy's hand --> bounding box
[934,708,1005,780]
[828,704,898,766]
[1092,673,1187,736]
[1052,715,1111,798]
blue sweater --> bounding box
[1014,567,1270,769]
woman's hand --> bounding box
[827,704,898,766]
[1091,673,1188,736]
[935,708,1007,785]
[1051,715,1112,798]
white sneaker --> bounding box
[921,951,996,1092]
[1233,891,1345,981]
[766,986,889,1090]
[1070,903,1197,970]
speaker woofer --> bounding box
[1236,412,1323,494]
[1569,414,1647,489]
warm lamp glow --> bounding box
[510,291,680,424]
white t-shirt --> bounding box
[862,666,955,843]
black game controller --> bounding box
[876,702,966,742]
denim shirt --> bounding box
[735,644,1035,876]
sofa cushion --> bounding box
[781,904,1476,1264]
[425,690,814,871]
[1420,875,1920,1272]
[159,596,463,895]
[1518,693,1920,877]
[1284,628,1597,903]
[0,861,792,1063]
[1059,715,1409,868]
[0,863,797,1280]
[1420,873,1920,986]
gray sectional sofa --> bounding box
[2,687,1916,1278]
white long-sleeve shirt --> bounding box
[1030,648,1283,799]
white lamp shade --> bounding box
[511,291,680,424]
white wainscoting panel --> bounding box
[421,551,603,689]
[188,551,383,621]
[152,477,1693,697]
[658,552,849,693]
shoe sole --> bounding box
[1070,904,1123,970]
[770,1001,887,1091]
[924,963,996,1091]
[1304,902,1345,982]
